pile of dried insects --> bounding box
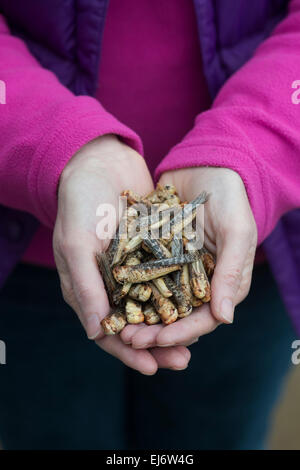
[96,184,215,335]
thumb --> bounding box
[210,229,255,324]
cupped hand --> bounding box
[123,166,257,349]
[53,135,191,374]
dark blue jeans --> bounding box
[0,262,295,449]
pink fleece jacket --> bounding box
[0,0,300,268]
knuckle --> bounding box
[76,284,94,305]
[223,268,241,289]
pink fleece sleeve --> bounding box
[0,15,143,228]
[156,0,300,245]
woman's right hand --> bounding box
[53,134,191,374]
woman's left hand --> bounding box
[120,166,258,349]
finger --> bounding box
[120,323,148,345]
[150,346,191,370]
[96,335,158,375]
[156,304,219,347]
[66,245,110,340]
[129,324,199,349]
[210,228,256,324]
[131,324,164,349]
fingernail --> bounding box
[86,314,101,339]
[220,298,234,323]
[157,343,174,348]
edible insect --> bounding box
[113,254,196,284]
[96,252,117,305]
[150,283,178,325]
[128,283,152,302]
[97,184,214,335]
[164,275,193,318]
[101,307,127,335]
[112,253,142,305]
[152,277,173,298]
[200,247,216,277]
[125,298,144,324]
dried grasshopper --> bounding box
[125,298,144,324]
[128,283,152,302]
[143,303,161,325]
[101,307,127,335]
[150,283,178,325]
[98,184,214,335]
[113,254,196,284]
[189,257,211,302]
[200,247,216,277]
